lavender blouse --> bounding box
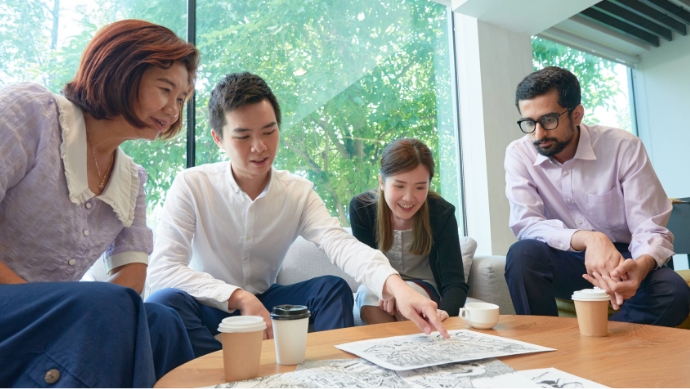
[0,83,153,282]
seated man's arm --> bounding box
[506,145,626,305]
[147,175,239,312]
[620,139,674,268]
[592,140,673,300]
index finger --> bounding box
[423,305,449,338]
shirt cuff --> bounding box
[377,269,402,301]
[104,251,148,274]
[195,285,239,313]
[548,228,579,252]
[632,246,673,268]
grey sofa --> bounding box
[85,235,516,318]
[276,236,516,319]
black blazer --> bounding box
[349,191,469,316]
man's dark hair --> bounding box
[208,72,281,138]
[515,66,581,112]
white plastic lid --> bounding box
[217,316,267,333]
[572,288,610,301]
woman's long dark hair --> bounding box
[375,138,436,255]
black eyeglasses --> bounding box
[517,109,569,134]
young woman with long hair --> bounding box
[349,138,469,324]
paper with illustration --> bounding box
[335,329,554,371]
[211,358,539,388]
[519,368,608,388]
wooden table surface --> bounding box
[155,315,690,388]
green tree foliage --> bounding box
[194,0,458,225]
[532,37,621,121]
[0,0,460,227]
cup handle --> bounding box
[460,308,470,321]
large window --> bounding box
[0,0,463,230]
[532,37,634,134]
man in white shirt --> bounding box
[504,66,689,327]
[147,72,448,357]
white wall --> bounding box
[454,15,533,256]
[634,33,690,198]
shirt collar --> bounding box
[227,162,272,199]
[572,124,596,161]
[532,124,597,166]
[54,93,140,227]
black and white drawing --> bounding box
[401,359,538,388]
[336,330,554,370]
[215,359,412,388]
[211,358,538,388]
[519,368,608,388]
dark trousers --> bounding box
[147,275,354,358]
[505,239,690,327]
[0,282,194,388]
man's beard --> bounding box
[533,125,576,157]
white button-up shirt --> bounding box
[505,123,674,267]
[147,162,398,312]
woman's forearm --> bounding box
[107,263,147,294]
[0,260,27,284]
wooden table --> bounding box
[155,315,690,388]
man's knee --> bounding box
[144,302,185,327]
[505,239,551,277]
[315,276,353,297]
[654,269,690,312]
[632,268,690,326]
[147,288,195,309]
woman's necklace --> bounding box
[86,132,115,191]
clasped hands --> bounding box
[575,231,656,310]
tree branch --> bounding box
[282,137,347,224]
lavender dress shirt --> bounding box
[505,123,673,267]
[0,83,153,283]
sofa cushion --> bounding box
[467,255,515,315]
[460,236,477,283]
[277,236,360,292]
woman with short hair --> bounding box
[0,19,199,387]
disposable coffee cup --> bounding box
[217,316,266,382]
[459,302,500,329]
[270,304,311,365]
[572,288,610,337]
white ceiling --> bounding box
[445,0,690,66]
[449,0,601,36]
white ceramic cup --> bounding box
[459,302,500,329]
[217,316,266,382]
[270,305,311,365]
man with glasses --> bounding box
[503,66,689,326]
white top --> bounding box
[147,162,398,312]
[505,123,673,267]
[385,229,436,291]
